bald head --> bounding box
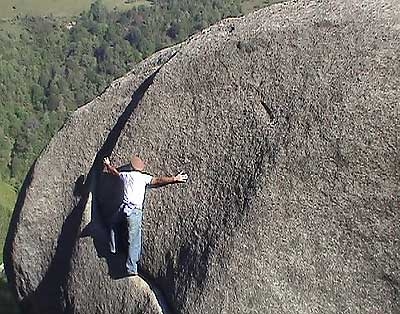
[130,156,145,171]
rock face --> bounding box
[4,0,400,313]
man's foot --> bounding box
[126,270,138,277]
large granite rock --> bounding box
[4,0,400,313]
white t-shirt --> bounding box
[119,171,153,210]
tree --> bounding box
[31,83,45,110]
[47,93,61,111]
[166,22,180,39]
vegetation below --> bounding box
[0,182,16,262]
[0,268,19,314]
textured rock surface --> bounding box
[4,0,400,313]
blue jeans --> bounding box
[126,208,143,274]
[110,205,143,274]
[110,210,124,254]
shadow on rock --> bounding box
[21,183,90,313]
[81,169,134,279]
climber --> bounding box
[103,156,188,276]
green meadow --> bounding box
[0,0,151,19]
[241,0,283,13]
[0,182,16,262]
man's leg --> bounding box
[126,209,143,274]
[109,209,124,254]
[110,226,117,254]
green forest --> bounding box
[0,0,273,312]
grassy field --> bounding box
[0,0,152,19]
[0,270,20,314]
[0,182,16,211]
[0,182,17,262]
[241,0,284,14]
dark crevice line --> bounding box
[77,65,175,314]
[85,51,179,314]
[5,50,178,314]
[87,53,178,314]
[260,100,275,123]
[3,162,36,301]
[29,68,162,314]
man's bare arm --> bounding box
[150,172,188,187]
[103,157,120,176]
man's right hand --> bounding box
[103,157,110,166]
[103,157,120,176]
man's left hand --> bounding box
[175,172,188,183]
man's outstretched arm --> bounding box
[103,157,120,176]
[150,172,188,187]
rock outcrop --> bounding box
[4,0,400,313]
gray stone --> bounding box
[4,0,400,313]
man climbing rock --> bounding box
[103,156,188,276]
